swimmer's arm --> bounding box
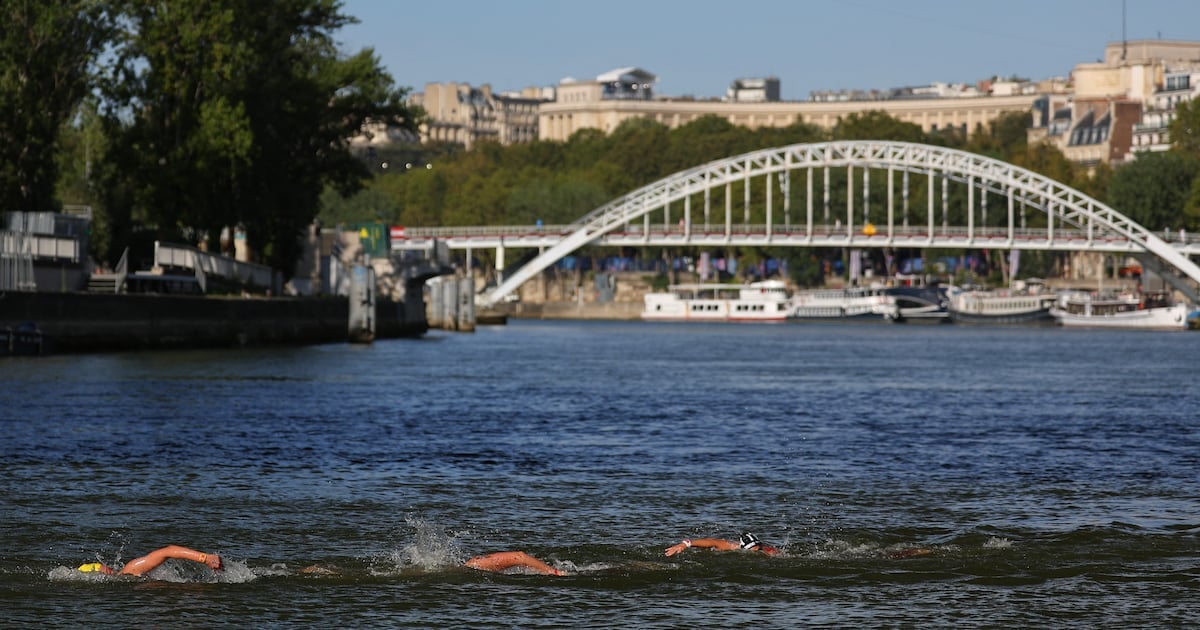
[119,545,223,576]
[887,548,933,559]
[465,551,564,576]
[664,538,739,556]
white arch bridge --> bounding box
[390,141,1200,308]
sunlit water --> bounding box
[2,320,1198,627]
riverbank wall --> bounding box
[0,292,426,353]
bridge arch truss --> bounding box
[483,141,1200,306]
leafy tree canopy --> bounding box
[833,110,926,143]
[1170,98,1200,157]
[0,2,112,214]
[1108,150,1200,231]
[97,0,420,272]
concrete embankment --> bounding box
[0,292,426,354]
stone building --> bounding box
[539,67,1040,142]
[1127,68,1200,158]
[408,82,549,149]
[1029,40,1200,166]
[726,77,780,103]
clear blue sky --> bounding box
[339,0,1200,101]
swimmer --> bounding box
[464,551,565,576]
[77,545,223,576]
[887,547,933,559]
[665,532,780,557]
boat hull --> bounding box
[884,286,950,323]
[949,309,1055,325]
[1051,303,1189,330]
[788,288,893,321]
[642,281,792,323]
[947,291,1058,326]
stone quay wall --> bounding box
[0,292,426,353]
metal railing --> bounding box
[113,247,129,293]
[397,223,1198,245]
[0,231,37,291]
[3,211,90,238]
[154,241,277,292]
[26,234,81,261]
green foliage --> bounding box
[1075,161,1111,202]
[644,274,670,291]
[1169,98,1200,157]
[98,0,420,272]
[833,110,926,143]
[55,99,106,210]
[781,249,825,288]
[1185,175,1200,231]
[318,186,401,226]
[965,111,1030,160]
[600,118,672,192]
[1107,151,1200,231]
[0,2,113,214]
[1011,142,1077,188]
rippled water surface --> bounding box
[2,320,1198,627]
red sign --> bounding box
[389,226,406,240]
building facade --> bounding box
[378,40,1200,160]
[726,77,781,103]
[1029,40,1200,166]
[539,88,1039,142]
[1128,69,1200,158]
[408,82,548,149]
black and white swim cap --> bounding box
[739,532,762,549]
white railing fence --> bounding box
[154,241,278,292]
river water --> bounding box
[2,319,1197,627]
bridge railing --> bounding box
[395,224,1139,243]
[398,221,1200,245]
[402,224,574,238]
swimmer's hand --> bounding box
[664,540,691,557]
[204,553,223,571]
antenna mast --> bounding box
[1121,0,1127,61]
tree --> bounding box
[1185,175,1200,231]
[601,118,672,193]
[0,2,112,214]
[965,111,1030,161]
[317,186,401,226]
[1169,97,1200,157]
[832,110,926,143]
[1170,97,1200,229]
[101,0,420,273]
[56,99,107,210]
[1107,151,1200,232]
[1011,142,1076,188]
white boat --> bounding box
[641,280,792,322]
[788,286,894,320]
[947,282,1058,325]
[1050,291,1191,330]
